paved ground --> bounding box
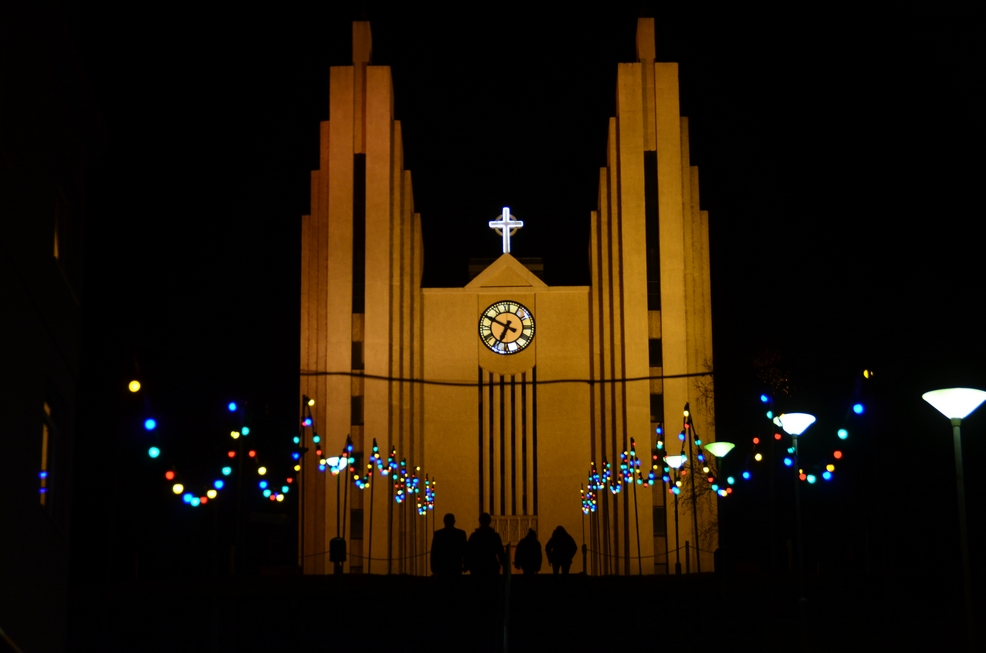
[76,571,976,652]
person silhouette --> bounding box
[545,525,578,574]
[465,513,507,575]
[430,513,467,576]
[513,528,542,574]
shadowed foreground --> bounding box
[77,571,972,652]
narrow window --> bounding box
[351,341,364,370]
[652,505,667,537]
[648,339,663,368]
[351,396,364,426]
[649,394,664,424]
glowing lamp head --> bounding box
[922,388,986,420]
[773,413,816,437]
[228,402,237,412]
[664,455,686,470]
[704,442,735,458]
[148,447,160,458]
[172,483,184,494]
[129,380,141,393]
[144,418,157,431]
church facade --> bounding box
[299,19,717,575]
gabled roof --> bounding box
[465,253,548,290]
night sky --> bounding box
[59,3,984,583]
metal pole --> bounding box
[688,415,701,574]
[368,470,375,575]
[674,491,681,575]
[343,458,350,540]
[632,476,642,575]
[388,478,394,575]
[794,438,804,598]
[951,419,975,651]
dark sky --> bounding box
[61,3,984,577]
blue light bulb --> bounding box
[191,497,201,507]
[742,471,751,480]
[144,418,157,431]
[241,426,250,436]
[822,471,833,481]
[838,429,848,440]
[263,489,271,497]
[760,394,769,403]
[281,486,289,493]
[293,436,300,444]
[727,476,735,485]
[853,403,864,415]
[214,480,224,490]
[313,435,320,443]
[672,487,680,495]
[807,474,817,484]
[259,481,267,489]
[148,447,160,458]
[228,402,237,412]
[222,466,232,476]
[711,484,719,492]
[319,464,326,472]
[292,452,300,460]
[783,457,793,467]
[766,411,773,419]
[183,493,193,503]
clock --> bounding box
[479,301,535,355]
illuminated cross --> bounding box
[489,207,524,254]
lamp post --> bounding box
[664,454,686,575]
[922,387,986,651]
[771,413,815,600]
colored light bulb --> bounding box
[222,466,232,475]
[172,483,184,494]
[207,489,217,499]
[258,467,267,475]
[228,402,237,412]
[838,429,848,440]
[129,380,141,393]
[241,427,250,436]
[148,447,160,458]
[144,418,157,431]
[214,480,224,490]
[760,394,769,403]
[165,471,175,480]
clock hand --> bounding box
[498,319,513,341]
[491,317,518,333]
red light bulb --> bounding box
[165,471,175,481]
[834,451,843,459]
[228,451,236,458]
[248,450,256,458]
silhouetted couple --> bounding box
[431,513,509,576]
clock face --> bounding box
[479,301,535,355]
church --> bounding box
[298,18,717,575]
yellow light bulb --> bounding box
[258,467,267,476]
[129,380,141,393]
[702,466,710,474]
[675,480,682,488]
[231,431,240,439]
[308,398,315,406]
[276,494,285,502]
[294,464,301,471]
[826,464,835,472]
[755,453,763,462]
[172,483,183,494]
[207,489,217,499]
[683,410,690,417]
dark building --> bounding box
[0,5,102,651]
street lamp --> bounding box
[922,387,986,651]
[664,454,687,575]
[772,413,815,594]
